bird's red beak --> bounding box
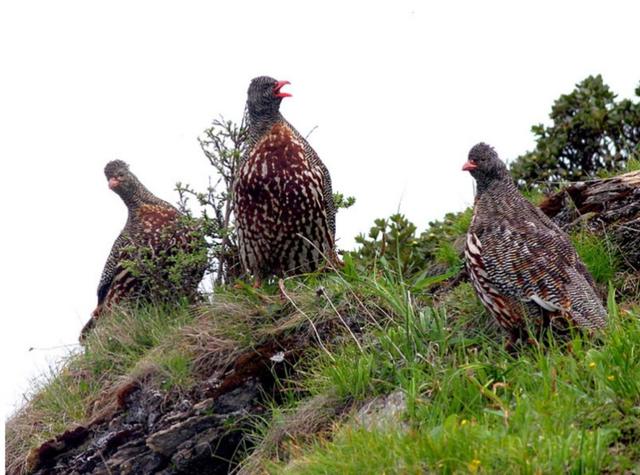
[462,160,478,172]
[274,80,292,98]
[108,177,120,189]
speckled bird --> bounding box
[463,143,607,345]
[81,160,206,340]
[233,76,337,284]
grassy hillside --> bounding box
[6,208,640,474]
[253,286,640,473]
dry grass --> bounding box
[5,278,362,475]
[5,296,256,474]
[238,391,350,475]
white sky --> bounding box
[2,0,639,423]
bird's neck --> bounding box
[475,175,517,199]
[122,185,166,212]
[247,111,284,145]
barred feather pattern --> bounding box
[465,231,527,335]
[464,144,607,343]
[242,112,336,238]
[234,120,335,279]
[83,165,205,340]
[97,204,199,309]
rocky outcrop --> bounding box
[27,361,269,474]
[22,335,310,475]
[22,313,360,475]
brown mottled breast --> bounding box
[134,204,179,241]
[236,121,326,227]
[234,121,332,277]
[137,204,179,228]
[240,122,315,192]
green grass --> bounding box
[5,303,200,473]
[435,240,463,270]
[260,277,640,474]
[5,278,352,474]
[597,157,640,178]
[521,186,547,206]
[448,207,473,236]
[622,157,640,173]
[157,350,195,391]
[7,227,640,474]
[571,231,620,285]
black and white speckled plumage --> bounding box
[463,143,607,343]
[233,76,336,281]
[82,160,205,339]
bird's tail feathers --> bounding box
[566,271,607,329]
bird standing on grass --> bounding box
[81,160,206,340]
[463,143,607,346]
[233,76,338,286]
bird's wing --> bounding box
[96,231,132,304]
[530,203,599,290]
[284,119,337,239]
[475,220,580,312]
[306,146,336,238]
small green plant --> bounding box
[598,156,640,178]
[521,185,547,206]
[625,157,640,172]
[176,117,247,285]
[434,241,462,270]
[332,192,356,211]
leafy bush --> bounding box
[350,209,471,283]
[510,75,640,188]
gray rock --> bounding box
[354,390,408,431]
[146,414,219,456]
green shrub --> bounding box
[510,76,640,188]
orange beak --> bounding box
[274,80,292,98]
[462,160,477,172]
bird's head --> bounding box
[246,76,291,121]
[104,160,139,198]
[462,143,509,186]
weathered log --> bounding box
[539,170,640,270]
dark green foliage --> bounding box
[510,75,640,187]
[332,192,356,211]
